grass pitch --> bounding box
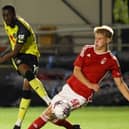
[0,106,129,129]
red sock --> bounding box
[28,116,47,129]
[53,119,73,129]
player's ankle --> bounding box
[15,119,22,127]
[43,96,51,105]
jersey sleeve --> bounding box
[74,55,83,67]
[110,56,122,78]
[73,45,88,67]
[17,24,30,44]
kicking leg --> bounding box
[28,104,81,129]
[28,105,52,129]
[19,64,51,105]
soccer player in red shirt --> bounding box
[28,25,129,129]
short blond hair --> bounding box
[94,25,114,38]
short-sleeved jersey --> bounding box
[67,45,121,100]
[3,16,40,58]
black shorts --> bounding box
[14,53,39,74]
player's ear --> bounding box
[107,37,112,44]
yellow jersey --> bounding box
[3,16,40,58]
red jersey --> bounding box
[67,45,121,100]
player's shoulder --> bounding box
[83,44,93,49]
[82,44,93,51]
[108,51,117,59]
[16,16,30,29]
[16,17,32,35]
[80,44,93,57]
[108,51,119,63]
[17,16,28,24]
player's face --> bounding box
[94,33,109,50]
[2,9,15,26]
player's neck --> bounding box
[94,46,109,54]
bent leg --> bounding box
[18,64,51,105]
[28,105,53,129]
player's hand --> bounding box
[92,84,100,92]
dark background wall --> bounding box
[0,52,129,107]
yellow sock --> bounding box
[16,98,31,126]
[29,78,51,105]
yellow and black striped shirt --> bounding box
[3,16,40,58]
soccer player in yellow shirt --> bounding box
[1,5,51,129]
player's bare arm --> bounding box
[73,66,100,92]
[114,77,129,101]
[0,43,23,63]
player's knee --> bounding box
[25,70,35,81]
[22,90,31,99]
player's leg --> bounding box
[14,54,51,105]
[28,84,83,129]
[19,64,51,105]
[52,119,81,129]
[28,103,73,129]
[28,105,52,129]
[28,104,81,129]
[50,84,84,129]
[52,119,73,129]
[13,79,31,129]
[13,64,50,129]
[13,54,51,129]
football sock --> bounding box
[15,98,31,126]
[29,78,51,105]
[28,115,48,129]
[52,119,73,129]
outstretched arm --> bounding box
[114,77,129,101]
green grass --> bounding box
[0,106,129,129]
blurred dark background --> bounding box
[0,51,129,107]
[0,0,129,106]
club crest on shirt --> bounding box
[100,57,107,64]
[87,53,91,57]
[18,34,25,43]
